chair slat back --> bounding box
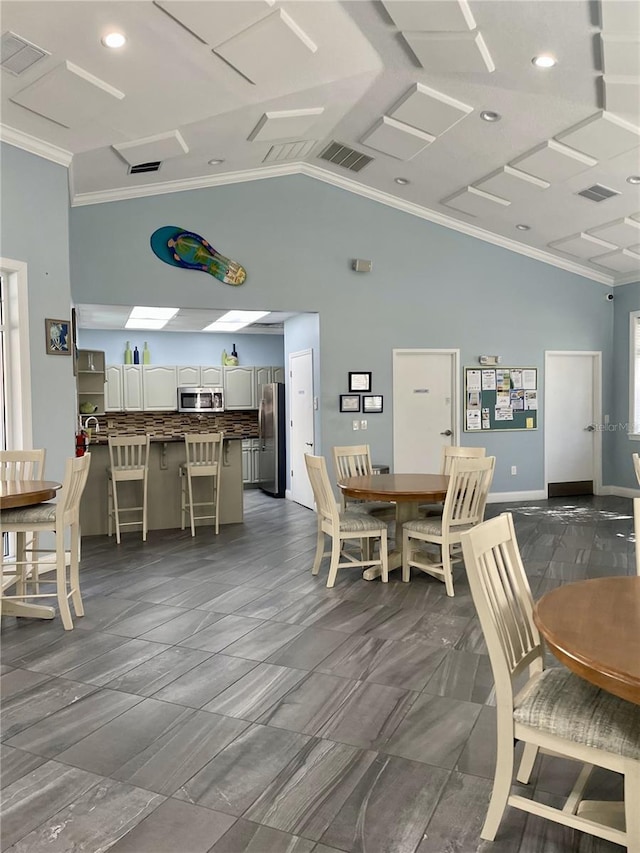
[108,435,150,471]
[185,432,223,470]
[332,444,373,480]
[305,454,339,525]
[441,445,486,475]
[461,513,542,693]
[633,452,640,486]
[59,453,92,526]
[442,456,495,528]
[0,449,46,481]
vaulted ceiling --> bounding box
[2,0,639,284]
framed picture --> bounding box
[340,394,361,412]
[71,307,78,374]
[45,318,71,356]
[348,371,372,393]
[363,394,383,413]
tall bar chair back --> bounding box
[180,432,224,536]
[107,435,150,543]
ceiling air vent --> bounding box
[1,31,49,75]
[576,184,620,202]
[318,141,373,173]
[128,161,162,174]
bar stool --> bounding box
[180,432,224,536]
[107,435,150,543]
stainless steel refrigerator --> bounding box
[258,382,286,498]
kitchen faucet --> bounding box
[83,415,100,433]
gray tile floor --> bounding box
[1,491,635,853]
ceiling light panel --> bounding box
[10,61,124,128]
[604,78,640,123]
[263,139,317,162]
[509,140,597,183]
[401,31,495,73]
[112,130,189,167]
[248,108,324,143]
[381,0,476,31]
[555,112,640,161]
[361,116,435,160]
[125,318,171,329]
[213,9,316,86]
[600,35,640,77]
[586,217,640,247]
[548,233,617,259]
[474,166,549,201]
[441,186,510,217]
[600,0,640,32]
[592,248,640,273]
[129,307,179,320]
[388,83,472,137]
[154,1,274,47]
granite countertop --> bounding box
[89,434,256,445]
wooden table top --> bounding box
[338,473,449,503]
[0,480,61,510]
[534,576,640,705]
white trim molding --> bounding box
[487,490,547,503]
[629,310,640,439]
[600,485,639,499]
[0,257,33,449]
[0,125,73,167]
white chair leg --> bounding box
[30,532,40,594]
[634,497,640,576]
[15,532,27,597]
[402,529,411,582]
[326,536,341,588]
[312,521,324,575]
[187,472,196,537]
[625,759,640,853]
[142,474,148,542]
[442,545,455,597]
[516,742,539,784]
[107,477,113,537]
[214,474,220,535]
[69,523,84,618]
[380,529,389,583]
[112,480,122,544]
[56,532,73,631]
[180,470,186,530]
[481,719,515,841]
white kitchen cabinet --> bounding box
[176,366,200,386]
[242,438,261,485]
[255,366,272,396]
[123,365,144,410]
[201,365,223,386]
[272,366,285,384]
[177,365,223,387]
[224,366,256,410]
[142,365,177,410]
[104,365,123,411]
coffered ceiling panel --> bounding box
[361,116,434,160]
[510,141,597,183]
[555,112,640,161]
[381,0,476,31]
[388,83,473,137]
[600,35,640,77]
[401,31,495,73]
[248,108,324,142]
[599,0,640,32]
[549,233,617,258]
[154,1,274,48]
[592,248,640,272]
[604,79,640,123]
[442,186,510,217]
[473,166,549,202]
[112,130,188,166]
[586,217,640,247]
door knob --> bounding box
[305,442,313,446]
[440,429,453,436]
[585,424,596,432]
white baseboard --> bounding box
[487,490,547,504]
[285,489,292,501]
[599,485,639,498]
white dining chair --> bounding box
[460,512,640,851]
[0,454,92,630]
[403,456,495,595]
[634,453,640,576]
[180,432,224,536]
[107,435,150,543]
[419,445,487,516]
[305,453,389,588]
[331,444,394,517]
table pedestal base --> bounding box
[1,600,56,620]
[362,501,419,581]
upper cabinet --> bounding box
[201,366,223,386]
[224,366,256,410]
[177,365,224,387]
[143,365,177,410]
[77,349,106,415]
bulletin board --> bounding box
[464,367,538,432]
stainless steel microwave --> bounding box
[177,386,224,413]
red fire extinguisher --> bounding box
[75,429,89,457]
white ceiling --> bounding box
[2,0,640,285]
[76,304,297,333]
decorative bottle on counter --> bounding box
[231,343,238,361]
[133,346,140,364]
[143,342,151,364]
[124,341,133,364]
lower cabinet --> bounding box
[242,439,261,485]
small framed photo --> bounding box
[340,394,361,413]
[348,371,372,393]
[363,394,383,413]
[45,318,71,356]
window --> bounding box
[630,311,640,439]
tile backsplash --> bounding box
[84,410,259,440]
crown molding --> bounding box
[0,124,73,167]
[613,271,640,287]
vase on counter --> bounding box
[133,346,140,364]
[124,341,133,364]
[143,342,151,364]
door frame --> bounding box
[392,348,460,471]
[287,347,315,508]
[544,350,602,495]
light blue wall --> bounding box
[611,280,640,489]
[1,143,75,482]
[69,174,616,493]
[77,328,284,367]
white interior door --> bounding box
[393,349,459,473]
[545,351,601,494]
[289,348,315,509]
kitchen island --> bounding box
[79,437,244,535]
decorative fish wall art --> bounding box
[150,226,247,286]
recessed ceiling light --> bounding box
[627,175,640,185]
[126,306,178,329]
[516,224,531,231]
[203,310,269,332]
[480,111,501,122]
[208,159,224,166]
[101,32,126,49]
[532,54,556,68]
[394,177,409,185]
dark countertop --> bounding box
[89,434,256,445]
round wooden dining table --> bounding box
[534,576,640,705]
[338,473,449,579]
[1,479,61,621]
